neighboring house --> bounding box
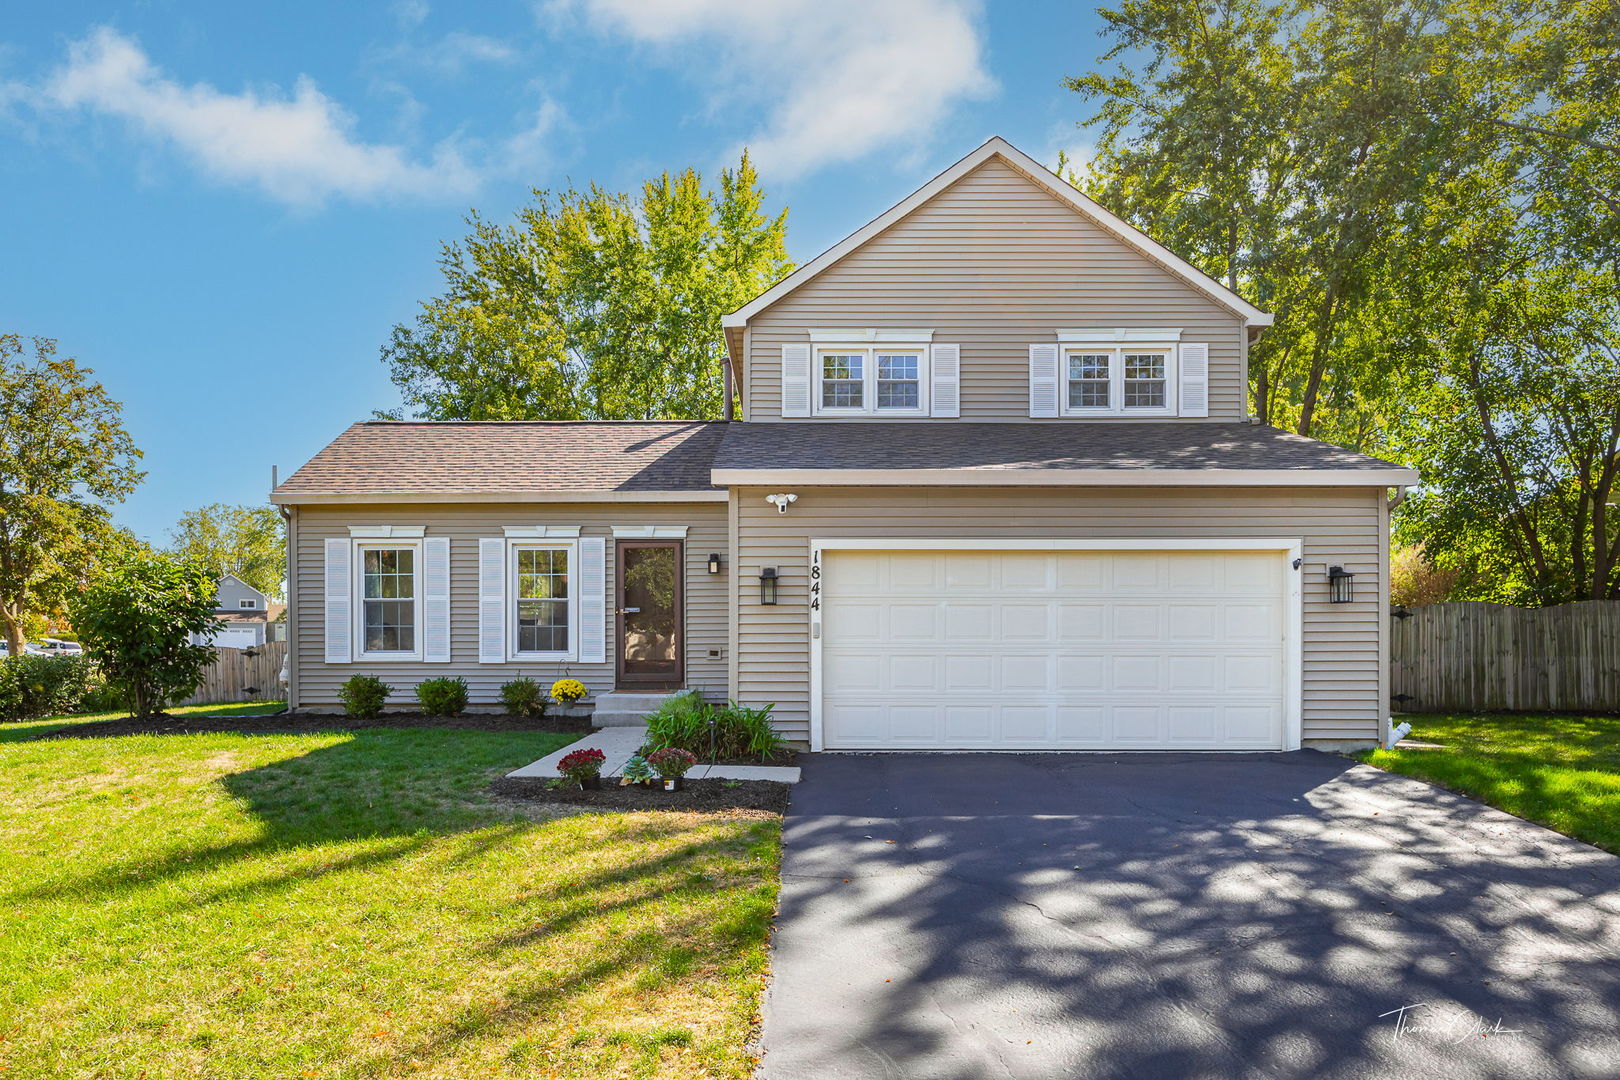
[271,137,1418,751]
[194,575,274,648]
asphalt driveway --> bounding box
[761,752,1620,1080]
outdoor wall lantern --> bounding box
[758,567,779,605]
[707,553,723,575]
[1327,565,1355,604]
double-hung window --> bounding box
[511,543,576,657]
[815,346,927,415]
[358,544,419,657]
[1060,344,1176,416]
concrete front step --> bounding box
[590,689,691,727]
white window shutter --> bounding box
[781,343,812,417]
[323,538,351,664]
[1179,342,1210,417]
[423,537,451,663]
[478,538,505,663]
[930,344,960,417]
[1029,344,1060,417]
[578,536,607,664]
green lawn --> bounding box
[0,713,780,1079]
[1357,712,1620,854]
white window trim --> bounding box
[813,345,930,417]
[807,328,934,344]
[238,599,257,609]
[1060,342,1178,417]
[508,539,579,662]
[354,539,423,662]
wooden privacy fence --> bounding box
[1391,601,1620,713]
[180,641,288,706]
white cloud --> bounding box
[392,0,431,30]
[559,0,995,179]
[39,27,482,206]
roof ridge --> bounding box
[360,419,727,427]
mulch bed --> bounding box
[489,776,791,815]
[31,711,595,741]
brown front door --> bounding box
[615,540,684,689]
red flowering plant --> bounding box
[647,747,698,779]
[556,747,606,781]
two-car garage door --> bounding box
[818,547,1293,750]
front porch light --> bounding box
[708,553,723,575]
[1327,565,1355,604]
[758,567,779,605]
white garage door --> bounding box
[210,627,260,649]
[819,548,1291,750]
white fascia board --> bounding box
[273,490,729,505]
[813,537,1303,552]
[807,329,935,344]
[711,467,1421,487]
[722,136,1272,330]
[1056,328,1183,343]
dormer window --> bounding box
[815,346,927,415]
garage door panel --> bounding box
[821,550,1288,751]
[1166,705,1218,743]
[1112,604,1163,640]
[1057,655,1105,692]
[943,553,993,588]
[887,604,940,640]
[1000,655,1053,692]
[944,654,995,691]
[1057,603,1106,640]
[1001,604,1052,640]
[945,604,995,641]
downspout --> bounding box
[277,486,296,713]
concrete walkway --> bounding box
[506,726,801,783]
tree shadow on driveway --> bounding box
[763,750,1620,1080]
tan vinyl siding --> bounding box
[744,158,1247,422]
[731,485,1386,747]
[290,502,728,709]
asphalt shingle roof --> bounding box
[712,422,1405,473]
[275,419,1405,500]
[274,421,727,495]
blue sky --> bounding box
[2,0,1106,543]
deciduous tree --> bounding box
[0,335,143,656]
[383,154,792,421]
[169,503,285,601]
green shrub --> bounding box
[644,693,786,762]
[72,552,219,718]
[416,677,470,717]
[722,701,785,761]
[644,690,713,753]
[338,675,392,719]
[499,677,547,718]
[0,655,101,720]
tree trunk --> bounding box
[1,611,23,659]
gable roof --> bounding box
[723,136,1272,338]
[271,421,730,504]
[217,574,267,600]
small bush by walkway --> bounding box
[1358,712,1620,853]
